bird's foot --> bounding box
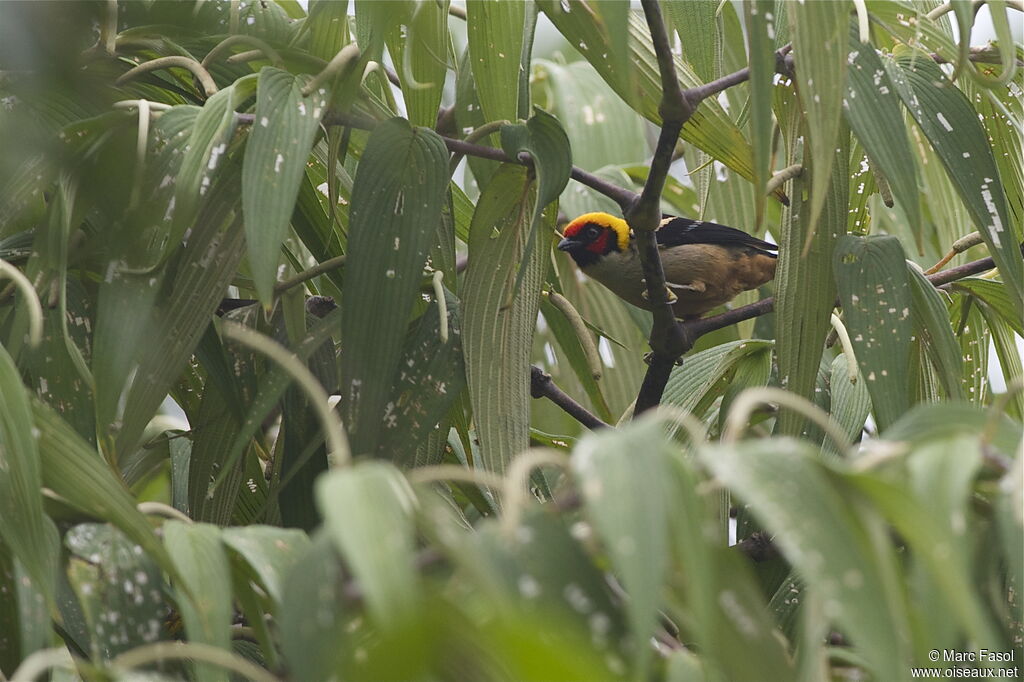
[639,279,679,304]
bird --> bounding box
[557,212,778,319]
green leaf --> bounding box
[31,399,180,583]
[462,164,549,472]
[278,532,348,682]
[572,418,671,677]
[242,67,328,304]
[65,523,165,659]
[845,467,1004,656]
[700,439,911,680]
[951,278,1023,336]
[0,348,57,608]
[774,107,847,436]
[882,401,1022,458]
[825,352,871,455]
[340,118,448,457]
[844,37,923,249]
[174,90,237,254]
[537,3,769,194]
[834,235,914,430]
[164,521,233,682]
[113,171,246,456]
[743,0,776,230]
[307,0,350,62]
[466,0,525,123]
[222,526,310,608]
[316,462,418,631]
[665,0,721,83]
[789,0,850,237]
[907,266,965,400]
[661,339,775,422]
[666,453,794,682]
[531,60,649,173]
[377,289,466,463]
[387,0,448,128]
[499,108,571,295]
[885,53,1024,306]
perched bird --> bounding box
[557,212,778,319]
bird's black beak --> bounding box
[557,237,581,252]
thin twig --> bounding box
[530,366,610,430]
[684,250,1008,343]
[274,254,347,293]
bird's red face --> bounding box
[558,213,630,266]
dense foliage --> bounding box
[0,1,1021,680]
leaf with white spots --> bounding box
[174,88,238,257]
[843,35,923,249]
[65,523,165,659]
[572,418,672,678]
[376,288,466,464]
[536,2,778,197]
[316,462,419,631]
[884,51,1024,306]
[699,438,912,680]
[242,67,328,304]
[340,118,448,458]
[466,0,525,123]
[834,235,914,430]
[788,0,850,238]
[31,398,180,584]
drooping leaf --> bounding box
[572,418,671,678]
[788,0,850,238]
[387,0,448,128]
[65,523,165,659]
[466,0,525,124]
[885,52,1024,306]
[743,0,776,230]
[163,521,233,682]
[906,265,965,400]
[0,347,58,608]
[316,462,419,631]
[700,438,911,680]
[32,399,179,582]
[377,289,466,463]
[340,118,448,457]
[221,525,310,607]
[499,108,571,295]
[834,235,914,430]
[462,164,549,473]
[242,67,328,304]
[844,36,923,249]
[536,3,773,195]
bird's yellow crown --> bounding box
[564,212,631,253]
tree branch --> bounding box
[530,366,610,430]
[629,0,695,415]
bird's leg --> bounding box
[643,350,685,366]
[666,280,706,293]
[639,278,679,304]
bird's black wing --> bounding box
[655,216,778,255]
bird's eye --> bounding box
[585,226,600,238]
